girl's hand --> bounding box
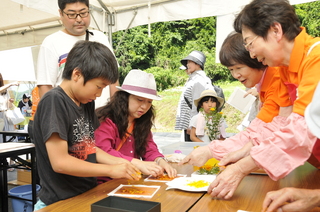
[158,159,177,178]
[131,159,164,177]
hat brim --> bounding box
[181,55,203,69]
[305,103,320,138]
[194,95,224,110]
[116,86,162,100]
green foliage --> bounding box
[199,107,226,140]
[113,1,320,87]
[196,163,220,175]
[145,67,188,91]
[295,1,320,37]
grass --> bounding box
[152,81,247,133]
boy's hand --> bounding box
[109,163,141,181]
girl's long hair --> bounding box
[96,91,155,158]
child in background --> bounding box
[18,93,32,115]
[33,41,140,210]
[95,69,177,183]
[189,89,226,142]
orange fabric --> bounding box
[256,67,292,123]
[29,87,40,121]
[116,123,134,151]
[280,27,320,116]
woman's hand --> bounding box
[209,156,258,199]
[157,158,177,178]
[131,158,164,177]
[207,163,247,199]
[178,146,212,167]
[10,81,20,87]
[262,188,320,212]
[244,87,259,98]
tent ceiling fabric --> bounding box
[0,0,317,51]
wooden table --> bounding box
[0,130,31,143]
[36,162,320,212]
[189,162,320,212]
[37,163,205,212]
[0,143,37,212]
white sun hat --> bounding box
[194,89,224,110]
[305,82,320,138]
[116,69,161,100]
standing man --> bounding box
[36,0,118,105]
[175,50,214,141]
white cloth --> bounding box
[189,113,227,142]
[36,30,115,108]
[0,92,16,143]
[164,153,187,162]
[189,113,211,142]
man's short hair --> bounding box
[62,40,119,84]
[58,0,89,11]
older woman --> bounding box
[181,0,320,201]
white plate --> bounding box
[191,171,217,181]
[166,177,212,192]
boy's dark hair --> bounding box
[220,32,267,70]
[96,91,155,158]
[58,0,89,11]
[234,0,301,42]
[62,40,118,84]
[197,96,220,112]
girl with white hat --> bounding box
[95,69,177,183]
[189,89,227,142]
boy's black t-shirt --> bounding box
[34,86,100,205]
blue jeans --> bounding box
[34,199,47,211]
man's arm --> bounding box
[38,85,53,98]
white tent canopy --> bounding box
[0,0,316,81]
[1,0,316,51]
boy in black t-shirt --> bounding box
[33,40,141,210]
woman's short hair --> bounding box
[220,32,267,70]
[234,0,301,41]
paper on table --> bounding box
[108,184,160,198]
[227,87,257,114]
[144,174,187,182]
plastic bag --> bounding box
[6,107,25,125]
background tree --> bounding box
[112,1,320,90]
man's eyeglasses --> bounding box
[62,10,89,19]
[243,36,258,51]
